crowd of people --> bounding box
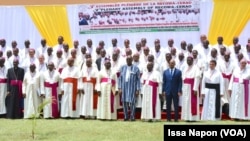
[0,34,250,122]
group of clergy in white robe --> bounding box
[1,35,250,122]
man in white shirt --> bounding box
[36,39,48,58]
[0,39,11,58]
[53,36,64,55]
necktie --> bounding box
[171,69,173,76]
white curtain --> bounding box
[0,6,42,49]
[238,20,250,47]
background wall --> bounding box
[1,0,250,52]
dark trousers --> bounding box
[123,101,136,120]
[166,93,179,121]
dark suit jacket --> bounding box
[95,58,102,71]
[79,18,88,25]
[162,68,182,95]
[7,67,25,92]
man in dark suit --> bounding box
[95,49,106,71]
[162,59,182,122]
[6,59,25,119]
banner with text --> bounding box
[78,0,200,34]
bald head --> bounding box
[169,59,175,69]
[126,55,133,66]
[67,57,74,67]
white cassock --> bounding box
[160,61,170,76]
[5,58,12,70]
[133,61,144,108]
[0,66,7,114]
[218,58,236,105]
[176,59,186,73]
[0,46,11,58]
[53,44,63,56]
[140,70,162,120]
[54,57,66,74]
[194,42,203,51]
[142,61,161,73]
[63,51,70,60]
[212,44,228,53]
[228,67,250,120]
[153,51,164,67]
[40,70,61,118]
[140,54,149,66]
[60,66,80,118]
[21,57,39,72]
[36,46,48,58]
[73,57,82,69]
[96,69,118,120]
[22,71,41,118]
[181,65,201,121]
[78,54,86,71]
[197,46,212,62]
[160,61,170,110]
[193,57,206,105]
[37,63,47,73]
[201,69,224,121]
[79,66,99,117]
[21,48,30,60]
[9,55,22,68]
[45,54,54,66]
[112,60,123,110]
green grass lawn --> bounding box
[0,119,249,141]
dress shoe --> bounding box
[130,119,135,122]
[124,119,129,121]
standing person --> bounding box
[53,36,64,54]
[181,56,201,121]
[201,60,224,121]
[36,38,48,58]
[96,58,118,120]
[0,57,7,117]
[21,40,31,59]
[218,51,235,116]
[162,59,182,122]
[54,49,66,74]
[118,55,141,121]
[37,55,47,73]
[95,49,107,71]
[6,59,25,119]
[40,62,61,119]
[79,58,99,119]
[60,57,80,118]
[22,48,39,72]
[111,51,123,110]
[141,62,162,122]
[5,50,13,70]
[0,39,11,58]
[22,64,41,119]
[228,59,250,120]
